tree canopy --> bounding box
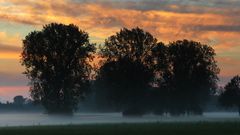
[101,27,157,65]
[21,23,95,114]
[166,40,220,115]
[219,75,240,114]
[20,24,223,116]
[96,28,158,115]
[13,95,26,105]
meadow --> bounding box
[1,122,240,135]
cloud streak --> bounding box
[0,0,239,97]
[0,72,27,86]
[0,0,239,67]
[192,25,240,32]
[74,0,240,16]
[0,0,239,55]
[0,86,29,102]
[0,43,21,52]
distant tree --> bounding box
[96,27,157,116]
[6,101,11,105]
[219,75,240,115]
[13,95,26,105]
[166,40,219,115]
[21,23,95,114]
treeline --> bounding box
[0,96,43,112]
[20,23,238,116]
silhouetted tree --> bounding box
[101,27,157,66]
[96,58,154,115]
[13,95,26,106]
[150,43,170,115]
[166,40,219,115]
[96,27,157,116]
[219,75,240,115]
[21,23,95,114]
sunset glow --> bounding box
[0,0,239,101]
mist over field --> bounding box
[0,112,239,127]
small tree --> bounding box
[21,23,95,114]
[219,75,240,115]
[13,95,26,106]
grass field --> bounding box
[1,122,240,135]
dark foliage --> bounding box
[219,75,240,115]
[166,40,220,115]
[21,23,95,114]
[101,27,157,66]
[13,95,26,105]
[96,58,153,115]
[96,27,157,116]
[20,24,222,116]
[150,43,170,115]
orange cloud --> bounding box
[0,1,233,41]
[0,32,21,46]
[0,32,22,59]
[0,0,239,80]
[0,1,238,41]
[216,57,240,77]
[0,52,20,59]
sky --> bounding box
[0,0,239,101]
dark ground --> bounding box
[0,122,240,135]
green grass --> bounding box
[1,122,240,135]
